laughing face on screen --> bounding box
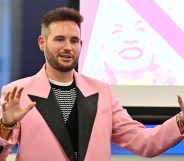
[98,0,180,85]
[102,18,161,85]
[81,0,184,85]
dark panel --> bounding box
[68,0,79,10]
[21,0,67,78]
[67,0,79,72]
[124,106,180,124]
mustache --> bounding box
[59,52,73,58]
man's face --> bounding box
[39,21,82,72]
[104,19,155,74]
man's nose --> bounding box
[63,40,72,51]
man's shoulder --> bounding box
[78,73,106,83]
[3,75,35,89]
[76,72,110,89]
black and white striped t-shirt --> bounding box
[50,79,78,160]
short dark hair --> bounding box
[41,7,84,38]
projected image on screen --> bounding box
[79,0,184,86]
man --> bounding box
[0,7,184,161]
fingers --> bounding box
[23,102,36,116]
[16,87,24,99]
[177,95,184,111]
[4,86,24,101]
[27,102,36,110]
[10,86,18,99]
[1,101,7,109]
[4,91,10,102]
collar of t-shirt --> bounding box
[49,78,74,86]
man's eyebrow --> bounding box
[71,36,80,39]
[53,36,80,39]
[54,35,64,39]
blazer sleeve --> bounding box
[110,87,184,157]
[0,85,20,160]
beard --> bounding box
[45,46,79,72]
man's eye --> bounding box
[71,39,79,43]
[57,38,63,41]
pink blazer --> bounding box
[0,65,183,161]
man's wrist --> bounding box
[176,112,184,134]
[0,118,17,130]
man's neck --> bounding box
[46,67,74,83]
[49,78,74,86]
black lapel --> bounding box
[28,90,76,161]
[77,88,98,161]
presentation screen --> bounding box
[79,0,184,107]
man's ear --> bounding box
[80,40,83,47]
[38,36,45,51]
